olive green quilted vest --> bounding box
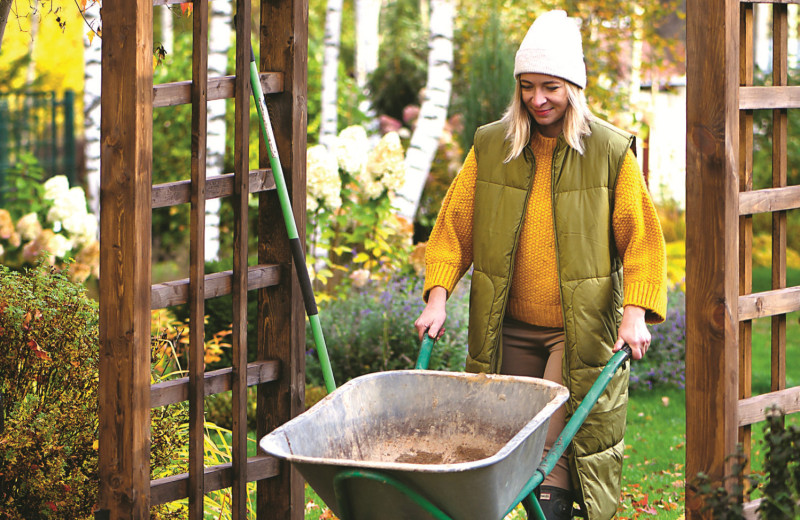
[466,119,634,520]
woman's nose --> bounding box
[533,90,547,106]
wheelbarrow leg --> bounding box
[522,492,547,520]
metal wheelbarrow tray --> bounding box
[260,370,568,520]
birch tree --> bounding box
[355,0,381,89]
[205,0,232,261]
[160,5,173,56]
[83,0,101,217]
[319,0,344,149]
[396,0,453,221]
[0,0,12,53]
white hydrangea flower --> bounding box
[16,213,42,241]
[306,145,342,211]
[69,213,98,247]
[335,125,369,175]
[361,132,406,199]
[48,187,90,232]
[43,175,70,202]
[46,233,73,258]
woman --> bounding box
[414,10,667,520]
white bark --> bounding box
[355,0,381,89]
[754,3,771,73]
[789,4,798,70]
[205,0,232,262]
[25,12,39,87]
[396,0,453,221]
[319,0,343,149]
[83,1,102,219]
[160,5,173,56]
[629,6,644,126]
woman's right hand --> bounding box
[415,286,448,341]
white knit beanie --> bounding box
[513,10,586,89]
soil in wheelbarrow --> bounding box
[358,426,517,465]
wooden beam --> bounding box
[150,455,280,506]
[150,360,280,408]
[738,387,800,426]
[739,85,800,109]
[738,286,800,320]
[150,264,281,309]
[738,185,800,214]
[188,0,209,515]
[257,0,308,518]
[151,169,275,208]
[232,0,251,516]
[153,73,283,107]
[772,4,789,396]
[98,0,153,517]
[686,0,741,516]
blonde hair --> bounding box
[500,80,593,162]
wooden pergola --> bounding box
[97,0,306,518]
[687,0,800,518]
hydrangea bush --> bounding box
[306,125,412,295]
[0,160,99,283]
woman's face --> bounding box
[519,73,569,138]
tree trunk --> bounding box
[25,12,39,87]
[0,0,12,54]
[160,5,173,56]
[83,1,102,218]
[205,0,232,261]
[355,0,381,89]
[396,0,454,221]
[319,0,343,149]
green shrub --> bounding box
[0,264,187,519]
[759,409,800,519]
[305,272,469,387]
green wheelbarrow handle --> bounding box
[507,344,634,519]
[415,333,437,370]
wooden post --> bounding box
[257,0,308,518]
[98,0,153,518]
[189,0,209,517]
[685,0,741,517]
[232,0,252,517]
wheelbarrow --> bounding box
[259,337,632,520]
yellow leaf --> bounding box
[353,252,370,263]
[87,30,95,45]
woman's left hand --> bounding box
[613,305,650,360]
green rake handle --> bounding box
[248,46,336,393]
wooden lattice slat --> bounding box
[231,1,251,516]
[152,169,274,208]
[153,73,283,107]
[151,361,279,408]
[188,0,209,515]
[150,456,279,506]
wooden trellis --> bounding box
[97,0,307,518]
[687,0,800,518]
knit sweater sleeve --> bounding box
[422,147,477,300]
[613,150,668,323]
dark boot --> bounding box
[529,486,574,520]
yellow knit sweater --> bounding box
[424,131,667,326]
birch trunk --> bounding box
[83,1,102,218]
[396,0,453,221]
[205,0,232,261]
[355,0,381,89]
[319,0,344,149]
[160,5,173,57]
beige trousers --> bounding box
[500,317,570,490]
